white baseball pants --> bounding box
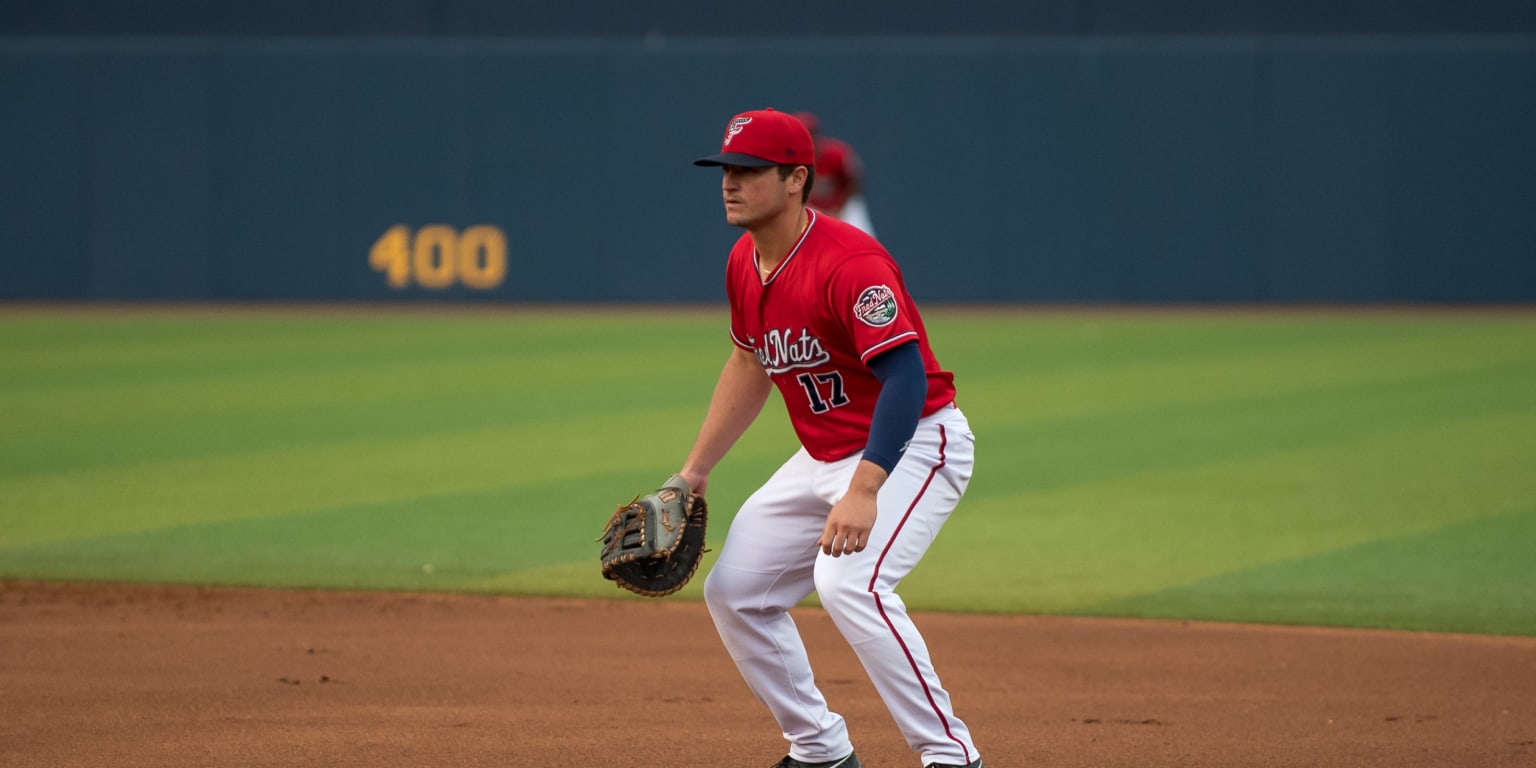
[703,404,979,767]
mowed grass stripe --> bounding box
[3,308,1534,635]
[0,352,718,476]
[0,471,643,589]
[1089,508,1536,635]
[910,406,1536,632]
[970,356,1535,495]
[0,312,730,477]
[938,315,1531,429]
[0,406,676,546]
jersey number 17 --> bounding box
[796,371,850,414]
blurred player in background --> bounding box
[794,111,876,237]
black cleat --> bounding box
[925,761,984,768]
[773,753,863,768]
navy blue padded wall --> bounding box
[1,37,1532,302]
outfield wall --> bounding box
[3,36,1534,303]
[5,0,1534,37]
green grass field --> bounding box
[2,306,1533,635]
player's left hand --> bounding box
[820,491,877,557]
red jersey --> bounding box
[726,210,956,462]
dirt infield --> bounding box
[2,581,1532,768]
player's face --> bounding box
[720,164,792,228]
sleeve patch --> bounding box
[854,285,899,327]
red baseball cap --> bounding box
[693,108,816,168]
[792,111,821,136]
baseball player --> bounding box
[793,111,876,237]
[679,108,984,768]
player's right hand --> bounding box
[821,490,876,557]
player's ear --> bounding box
[788,165,810,194]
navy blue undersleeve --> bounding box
[863,341,926,474]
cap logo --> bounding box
[723,117,752,146]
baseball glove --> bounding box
[598,474,709,597]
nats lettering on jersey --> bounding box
[756,327,831,374]
[854,285,899,327]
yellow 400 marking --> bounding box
[369,224,508,290]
